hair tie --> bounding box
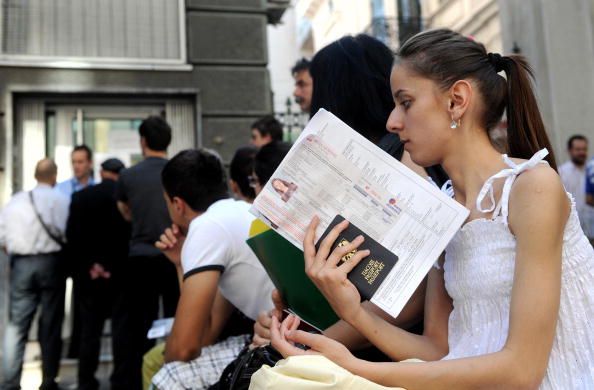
[487,52,504,72]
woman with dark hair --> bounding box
[308,34,449,186]
[266,29,594,389]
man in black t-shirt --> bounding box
[115,116,180,390]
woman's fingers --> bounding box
[251,333,270,347]
[303,216,320,269]
[325,235,365,268]
[284,330,326,354]
[316,219,349,262]
[279,313,295,338]
[288,315,301,332]
[254,317,271,340]
[271,289,285,318]
[271,316,307,357]
[335,248,369,274]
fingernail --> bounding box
[356,235,364,241]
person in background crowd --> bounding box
[308,34,448,187]
[229,145,258,203]
[140,145,259,390]
[150,149,275,390]
[115,116,179,390]
[55,144,95,198]
[249,116,284,148]
[66,158,131,390]
[292,58,313,113]
[0,158,69,390]
[559,135,591,237]
[249,141,293,196]
[585,155,594,244]
[55,144,95,359]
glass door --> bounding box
[46,105,164,182]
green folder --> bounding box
[247,229,339,331]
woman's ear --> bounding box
[448,80,472,122]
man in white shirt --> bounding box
[0,158,69,390]
[559,135,592,237]
[150,149,275,389]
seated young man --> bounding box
[151,148,275,390]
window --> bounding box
[0,0,186,69]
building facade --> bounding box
[0,0,288,369]
[0,0,288,203]
[421,0,594,162]
[294,0,403,55]
[421,0,502,52]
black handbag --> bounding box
[210,344,282,390]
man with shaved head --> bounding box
[0,158,69,390]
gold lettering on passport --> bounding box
[362,259,385,285]
[337,238,357,262]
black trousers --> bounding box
[120,254,180,390]
[77,275,132,390]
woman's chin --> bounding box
[409,152,438,169]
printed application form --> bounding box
[251,109,469,317]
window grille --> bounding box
[0,0,185,68]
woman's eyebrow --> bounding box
[394,89,407,99]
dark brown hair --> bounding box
[397,29,557,170]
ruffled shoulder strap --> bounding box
[476,148,549,222]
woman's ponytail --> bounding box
[500,55,557,171]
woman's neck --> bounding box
[440,130,506,208]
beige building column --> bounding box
[499,0,594,162]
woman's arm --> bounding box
[280,166,568,389]
[352,167,568,388]
[302,217,451,361]
[251,280,426,351]
[334,266,450,361]
[324,279,426,351]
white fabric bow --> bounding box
[475,148,549,219]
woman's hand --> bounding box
[270,314,359,372]
[303,216,369,323]
[251,290,286,348]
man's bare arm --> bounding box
[164,270,220,362]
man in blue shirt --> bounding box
[586,157,594,244]
[55,145,95,198]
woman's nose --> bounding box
[386,108,403,134]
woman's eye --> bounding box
[400,100,411,109]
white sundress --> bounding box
[442,149,594,389]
